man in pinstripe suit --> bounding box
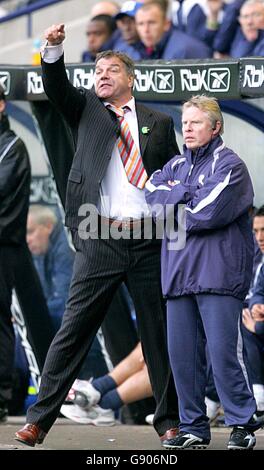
[15,23,180,447]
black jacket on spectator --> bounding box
[0,114,31,244]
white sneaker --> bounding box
[72,379,101,409]
[145,413,154,425]
[205,396,221,422]
[60,403,116,426]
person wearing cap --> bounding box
[113,1,143,56]
[0,86,31,423]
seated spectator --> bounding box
[171,0,225,48]
[251,0,264,55]
[213,0,245,56]
[242,205,264,420]
[248,268,264,338]
[27,204,74,331]
[229,0,264,58]
[134,1,212,60]
[81,14,117,62]
[60,342,153,425]
[113,1,143,56]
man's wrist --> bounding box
[41,42,63,63]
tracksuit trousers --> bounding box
[167,294,256,440]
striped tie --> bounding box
[107,104,148,189]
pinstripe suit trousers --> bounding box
[27,227,179,436]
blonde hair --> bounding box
[182,95,224,135]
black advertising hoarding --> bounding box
[0,66,26,100]
[240,57,264,97]
[1,57,260,102]
[132,59,239,101]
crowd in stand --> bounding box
[81,0,264,63]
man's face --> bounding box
[117,16,139,44]
[135,5,170,48]
[95,57,133,104]
[86,20,112,55]
[182,106,216,151]
[27,215,52,255]
[239,3,264,41]
[253,215,264,253]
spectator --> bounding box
[134,1,212,60]
[0,84,31,423]
[60,342,154,426]
[82,14,117,62]
[229,0,264,58]
[242,205,264,420]
[26,205,74,331]
[248,269,264,337]
[213,0,245,56]
[172,0,224,48]
[251,0,264,54]
[146,95,261,450]
[113,1,143,56]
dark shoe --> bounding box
[0,404,8,423]
[162,431,210,449]
[160,427,179,446]
[14,423,46,447]
[227,426,256,450]
[253,410,264,426]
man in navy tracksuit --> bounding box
[145,95,262,450]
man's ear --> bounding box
[212,121,221,136]
[46,221,55,236]
[128,75,134,89]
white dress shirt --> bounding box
[41,44,151,219]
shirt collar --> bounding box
[104,96,136,115]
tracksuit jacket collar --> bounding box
[183,135,223,165]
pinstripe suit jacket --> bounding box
[42,56,179,230]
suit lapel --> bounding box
[136,104,155,157]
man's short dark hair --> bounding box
[90,14,117,35]
[254,205,264,217]
[0,84,6,101]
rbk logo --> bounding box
[0,71,11,95]
[242,64,264,88]
[208,68,230,91]
[180,68,230,92]
[155,70,174,93]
